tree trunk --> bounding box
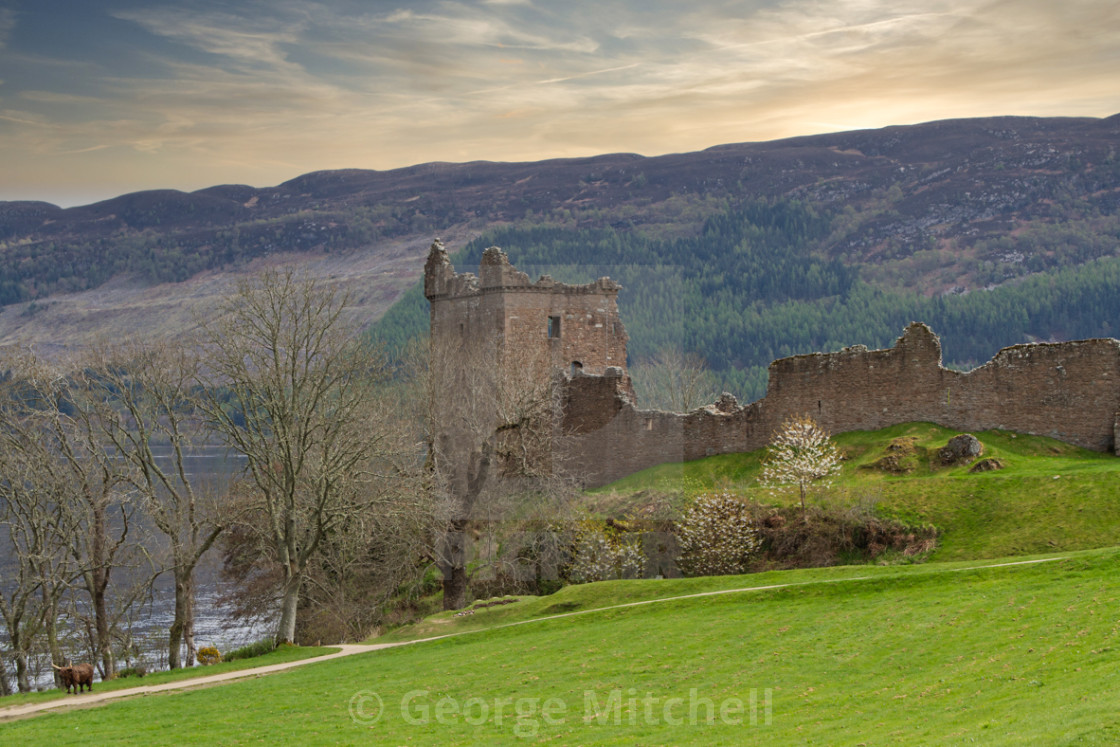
[168,573,194,669]
[168,607,183,669]
[90,502,116,679]
[439,519,470,611]
[442,564,468,611]
[183,584,197,668]
[92,574,115,679]
[6,624,31,693]
[0,656,12,697]
[276,575,301,645]
[14,652,30,694]
[43,588,63,690]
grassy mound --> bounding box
[588,422,1120,561]
[4,549,1119,744]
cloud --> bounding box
[57,143,111,155]
[373,6,599,54]
[111,6,305,70]
[0,8,15,49]
[20,90,105,105]
[0,111,51,128]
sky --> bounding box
[1,0,1118,207]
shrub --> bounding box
[115,665,147,679]
[676,492,762,576]
[567,522,644,583]
[752,501,937,568]
[196,646,222,666]
[223,638,277,662]
[536,578,565,596]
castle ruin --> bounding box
[425,242,1120,489]
[424,239,628,377]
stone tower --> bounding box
[423,239,629,376]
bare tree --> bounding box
[295,489,441,642]
[0,404,74,693]
[629,349,719,412]
[759,414,842,510]
[195,269,423,644]
[84,341,225,669]
[0,351,143,680]
[422,335,563,610]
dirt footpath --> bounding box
[0,643,399,721]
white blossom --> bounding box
[759,414,842,509]
[676,492,761,576]
[568,525,644,583]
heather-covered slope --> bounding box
[2,114,1119,359]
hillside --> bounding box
[590,422,1120,561]
[372,206,1120,400]
[3,549,1118,743]
[2,114,1119,362]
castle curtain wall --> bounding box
[562,324,1120,488]
[425,241,1120,490]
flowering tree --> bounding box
[759,414,842,509]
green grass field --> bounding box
[3,423,1119,744]
[590,422,1120,560]
[3,548,1120,745]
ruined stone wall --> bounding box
[761,323,1120,454]
[426,245,1120,490]
[562,323,1120,488]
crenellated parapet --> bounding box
[424,240,622,301]
[425,239,628,376]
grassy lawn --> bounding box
[3,548,1119,744]
[372,552,1068,645]
[0,645,335,709]
[590,422,1120,560]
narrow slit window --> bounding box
[548,316,561,339]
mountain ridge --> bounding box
[2,113,1118,355]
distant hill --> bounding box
[2,114,1119,370]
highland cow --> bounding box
[52,662,94,694]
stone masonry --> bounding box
[425,239,628,376]
[426,244,1120,489]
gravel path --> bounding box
[0,643,401,721]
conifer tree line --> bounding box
[0,270,445,694]
[371,199,1120,402]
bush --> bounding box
[676,492,762,576]
[566,521,644,583]
[223,638,277,662]
[196,646,222,666]
[115,665,147,679]
[752,502,937,568]
[536,578,565,596]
